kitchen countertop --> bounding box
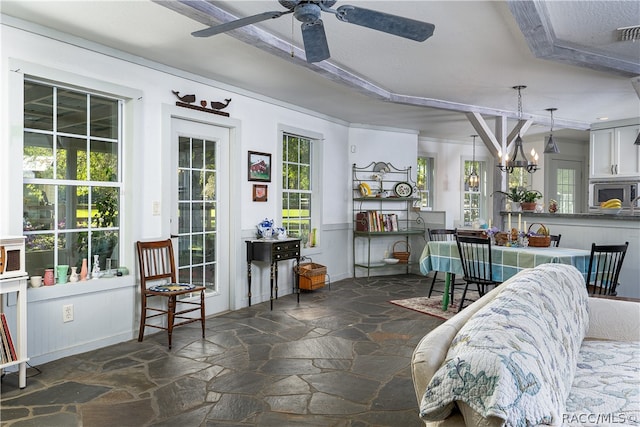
[499,211,640,221]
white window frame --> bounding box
[8,59,141,280]
[277,125,322,250]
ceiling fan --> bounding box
[191,0,435,63]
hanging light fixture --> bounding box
[544,108,560,154]
[635,131,640,145]
[468,134,480,190]
[497,85,539,173]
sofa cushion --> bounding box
[420,264,589,425]
[564,340,640,425]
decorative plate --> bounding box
[373,162,390,172]
[393,182,413,197]
[150,283,196,292]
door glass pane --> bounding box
[177,135,217,294]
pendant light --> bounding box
[544,108,560,154]
[468,135,480,190]
[635,131,640,145]
[497,85,539,173]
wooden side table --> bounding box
[246,238,301,310]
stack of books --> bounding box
[0,313,17,363]
[356,211,399,232]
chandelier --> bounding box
[468,135,479,190]
[543,107,560,154]
[497,85,539,173]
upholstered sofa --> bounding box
[412,263,640,426]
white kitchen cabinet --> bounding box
[590,125,640,179]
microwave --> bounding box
[590,181,639,209]
[0,236,26,279]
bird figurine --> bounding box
[172,90,196,104]
[210,98,232,110]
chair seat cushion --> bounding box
[149,283,197,292]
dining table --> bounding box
[419,241,592,311]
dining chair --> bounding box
[455,229,486,238]
[455,234,501,312]
[426,229,459,302]
[585,242,628,296]
[549,234,562,247]
[136,239,206,349]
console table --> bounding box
[246,238,301,310]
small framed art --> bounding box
[248,151,271,182]
[253,184,268,202]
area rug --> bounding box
[389,295,461,320]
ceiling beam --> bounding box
[159,0,591,130]
[507,0,640,77]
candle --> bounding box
[508,213,511,231]
[518,213,522,232]
[524,220,527,233]
[488,219,492,229]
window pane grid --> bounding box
[282,133,312,239]
[23,80,122,275]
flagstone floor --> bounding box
[1,274,445,427]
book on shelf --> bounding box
[356,211,399,232]
[0,313,17,362]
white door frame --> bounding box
[161,104,241,312]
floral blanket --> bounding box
[564,340,640,426]
[420,264,589,426]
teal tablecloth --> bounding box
[419,241,592,310]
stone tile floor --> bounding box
[0,274,445,426]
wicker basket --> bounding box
[527,223,551,247]
[296,262,327,291]
[392,241,411,264]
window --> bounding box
[23,80,123,277]
[282,133,312,244]
[463,160,485,225]
[417,156,434,208]
[508,168,530,189]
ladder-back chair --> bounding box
[136,239,205,349]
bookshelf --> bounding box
[352,162,426,277]
[0,275,29,388]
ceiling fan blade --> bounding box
[192,10,291,37]
[335,5,435,42]
[301,20,330,63]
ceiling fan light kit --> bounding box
[497,85,539,174]
[191,0,435,63]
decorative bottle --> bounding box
[80,258,88,281]
[69,266,79,282]
[92,254,101,279]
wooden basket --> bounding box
[527,223,551,247]
[296,262,327,291]
[392,241,411,264]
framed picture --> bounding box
[253,184,268,202]
[248,151,271,182]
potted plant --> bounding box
[493,187,542,212]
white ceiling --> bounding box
[2,0,639,143]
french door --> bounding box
[171,118,230,315]
[548,159,584,214]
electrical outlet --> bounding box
[63,304,74,322]
[152,201,160,216]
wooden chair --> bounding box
[455,234,501,312]
[136,239,206,349]
[585,242,628,296]
[455,229,486,237]
[426,229,459,303]
[549,234,561,247]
